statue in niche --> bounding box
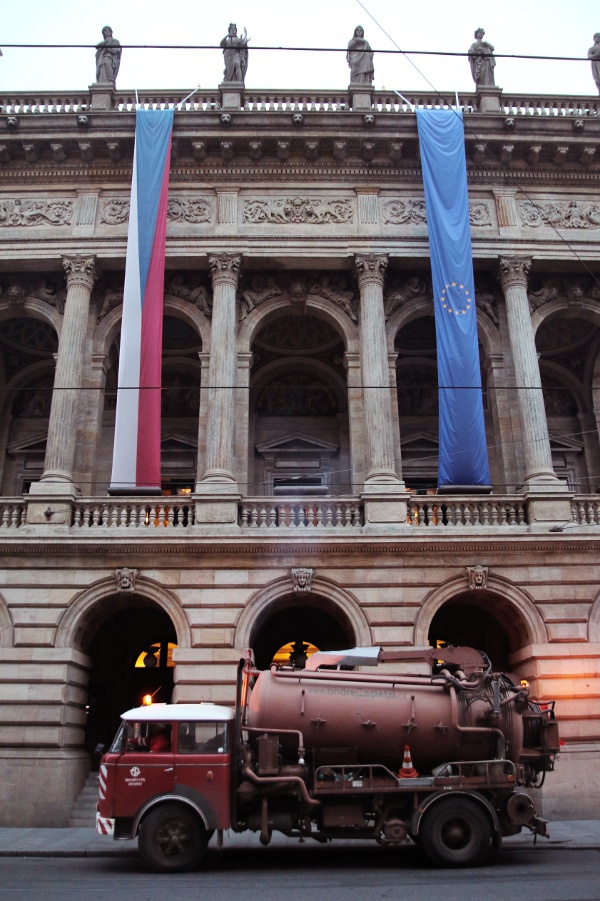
[384,276,427,319]
[240,275,282,319]
[588,33,600,95]
[95,26,122,85]
[220,23,249,83]
[347,26,374,85]
[468,28,496,87]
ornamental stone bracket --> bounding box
[467,564,488,590]
[115,567,138,592]
[292,567,314,593]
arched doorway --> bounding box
[250,594,355,671]
[84,602,177,760]
[427,589,531,673]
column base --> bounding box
[29,479,78,497]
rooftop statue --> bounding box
[589,33,600,95]
[468,27,496,87]
[220,23,249,84]
[347,25,374,85]
[95,26,122,85]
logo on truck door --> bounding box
[125,766,145,786]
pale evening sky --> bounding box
[1,0,598,98]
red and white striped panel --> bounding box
[96,811,114,836]
[98,764,107,800]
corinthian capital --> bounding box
[498,256,532,292]
[208,253,242,288]
[62,254,97,291]
[355,253,388,289]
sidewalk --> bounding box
[0,821,599,858]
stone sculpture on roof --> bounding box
[95,26,122,85]
[468,27,496,87]
[220,23,249,83]
[347,26,374,85]
[589,33,600,95]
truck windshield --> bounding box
[109,721,127,754]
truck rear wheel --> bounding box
[420,799,491,868]
[138,804,208,872]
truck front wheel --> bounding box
[138,804,208,872]
[420,799,492,868]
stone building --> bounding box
[0,76,599,826]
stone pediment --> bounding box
[6,433,47,455]
[549,434,583,452]
[161,432,198,452]
[256,433,338,455]
[400,431,439,450]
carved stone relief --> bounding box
[115,567,138,592]
[384,276,428,319]
[467,564,488,590]
[167,273,212,315]
[239,272,358,322]
[527,276,600,312]
[100,197,214,225]
[243,197,353,225]
[0,199,73,227]
[382,199,492,227]
[520,199,600,229]
[0,276,66,313]
[291,567,313,592]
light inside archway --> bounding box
[134,641,177,668]
[272,641,320,667]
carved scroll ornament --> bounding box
[520,200,600,229]
[100,197,214,225]
[0,199,73,227]
[243,197,353,225]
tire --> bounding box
[420,799,492,868]
[138,803,208,873]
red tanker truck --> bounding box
[96,645,559,871]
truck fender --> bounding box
[132,786,217,837]
[410,790,502,849]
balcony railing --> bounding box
[72,498,195,528]
[1,89,598,118]
[408,496,527,527]
[0,500,25,528]
[239,498,363,529]
[571,496,600,525]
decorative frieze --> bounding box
[100,197,214,225]
[243,197,353,225]
[0,198,73,227]
[382,198,492,227]
[520,200,600,229]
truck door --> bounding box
[175,720,231,829]
[114,720,175,818]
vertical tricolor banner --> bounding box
[109,108,174,495]
[416,109,491,489]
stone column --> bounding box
[355,254,401,487]
[498,256,560,487]
[33,254,97,494]
[201,253,240,489]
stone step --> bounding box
[68,773,99,827]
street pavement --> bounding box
[0,820,599,858]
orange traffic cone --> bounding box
[398,744,418,778]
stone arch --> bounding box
[531,298,600,337]
[0,593,14,648]
[386,295,501,358]
[0,297,63,338]
[234,575,372,652]
[55,575,192,651]
[414,573,547,648]
[238,295,359,355]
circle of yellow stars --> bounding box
[440,281,472,315]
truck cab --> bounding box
[96,702,234,871]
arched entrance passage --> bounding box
[426,588,538,673]
[73,597,178,759]
[249,593,356,671]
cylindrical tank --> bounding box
[247,667,524,774]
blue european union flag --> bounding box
[416,109,491,489]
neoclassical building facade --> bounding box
[1,79,599,825]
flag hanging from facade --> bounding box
[109,108,174,495]
[416,109,491,489]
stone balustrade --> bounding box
[571,496,600,525]
[408,496,527,528]
[2,89,598,117]
[72,498,195,528]
[239,498,363,529]
[0,500,25,528]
